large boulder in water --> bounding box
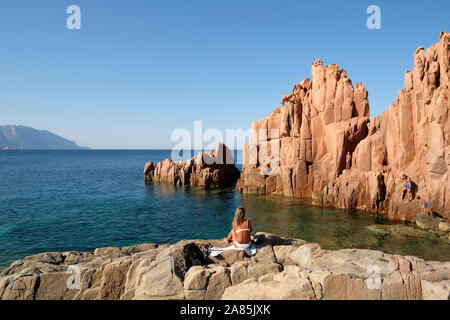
[144,143,240,188]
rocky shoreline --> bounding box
[1,232,449,300]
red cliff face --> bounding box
[238,32,449,222]
[237,59,370,198]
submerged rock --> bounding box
[416,213,443,231]
[366,225,391,236]
[1,233,449,300]
[367,223,438,239]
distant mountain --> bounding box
[0,125,89,150]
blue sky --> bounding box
[0,0,448,149]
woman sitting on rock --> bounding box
[223,206,252,249]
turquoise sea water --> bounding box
[0,150,449,268]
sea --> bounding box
[0,150,449,268]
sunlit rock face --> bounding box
[237,60,370,202]
[238,32,449,222]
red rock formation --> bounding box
[237,59,370,198]
[238,32,449,222]
[145,143,240,189]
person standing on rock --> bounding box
[401,174,412,201]
[346,152,352,170]
[417,196,431,216]
[223,207,252,249]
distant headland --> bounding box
[0,125,88,150]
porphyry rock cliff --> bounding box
[144,143,240,188]
[1,233,449,300]
[237,59,370,200]
[237,32,449,222]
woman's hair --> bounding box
[233,207,246,227]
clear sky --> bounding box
[0,0,448,149]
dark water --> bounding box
[0,150,449,268]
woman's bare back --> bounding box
[233,219,252,245]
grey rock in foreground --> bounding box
[0,233,449,300]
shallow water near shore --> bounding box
[0,150,449,269]
[241,195,450,261]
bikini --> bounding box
[234,220,251,249]
[404,177,411,190]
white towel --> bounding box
[209,244,257,257]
